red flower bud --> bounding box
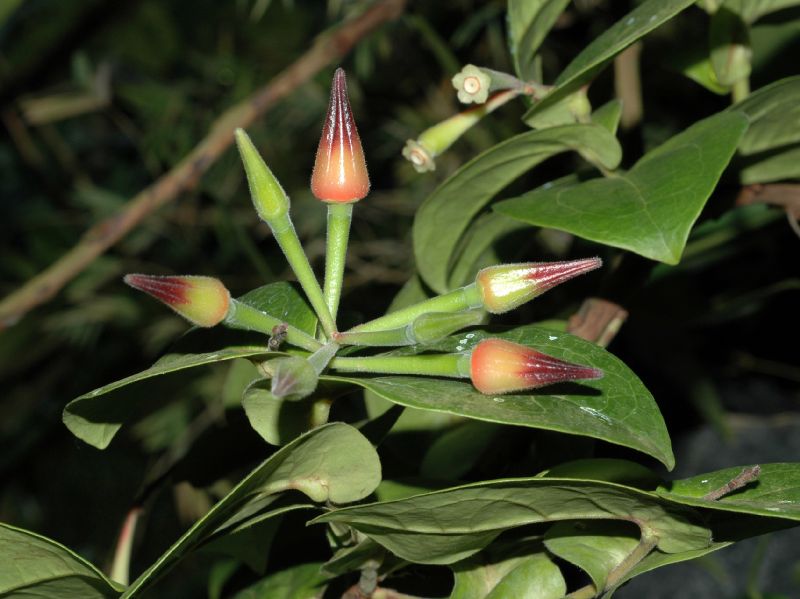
[476,257,602,314]
[124,274,230,327]
[311,68,370,203]
[470,338,602,394]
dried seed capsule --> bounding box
[124,274,230,327]
[470,338,602,394]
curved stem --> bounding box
[604,530,658,592]
[349,284,482,334]
[323,202,353,325]
[270,212,337,339]
[330,353,471,378]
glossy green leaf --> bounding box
[64,346,270,449]
[507,0,570,80]
[230,562,328,599]
[524,0,694,119]
[238,282,318,336]
[657,463,800,520]
[495,111,748,264]
[313,477,711,565]
[544,520,639,590]
[710,3,752,86]
[734,76,800,155]
[122,423,380,597]
[741,144,800,184]
[453,547,566,599]
[329,325,674,468]
[413,124,622,293]
[242,384,317,445]
[0,522,122,598]
[591,99,624,135]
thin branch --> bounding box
[0,0,407,329]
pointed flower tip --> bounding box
[124,274,230,327]
[470,338,603,395]
[476,257,603,314]
[311,68,370,203]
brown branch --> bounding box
[0,0,407,329]
[567,297,629,348]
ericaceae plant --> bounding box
[6,2,800,598]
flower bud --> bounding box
[476,257,602,314]
[407,309,487,345]
[311,68,370,203]
[124,274,230,327]
[261,356,318,401]
[470,338,603,395]
[235,128,290,222]
[452,64,492,104]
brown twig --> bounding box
[703,465,761,501]
[0,0,407,330]
[567,297,629,348]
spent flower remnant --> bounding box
[311,68,370,203]
[470,338,603,395]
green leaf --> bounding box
[328,325,674,468]
[539,458,662,489]
[452,546,566,599]
[0,522,122,598]
[507,0,571,80]
[242,384,317,445]
[321,538,385,577]
[544,520,639,590]
[413,124,622,293]
[591,99,624,135]
[734,76,800,155]
[727,0,800,23]
[741,144,800,184]
[495,111,749,264]
[238,282,318,336]
[524,0,695,120]
[420,421,499,479]
[230,562,328,599]
[657,463,800,520]
[709,3,752,87]
[122,423,380,597]
[313,478,711,565]
[64,346,271,449]
[671,48,730,94]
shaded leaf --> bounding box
[313,478,711,565]
[495,111,748,263]
[740,144,800,184]
[230,562,328,599]
[734,76,800,155]
[238,282,318,336]
[122,423,380,597]
[0,522,122,598]
[524,0,694,119]
[507,0,571,80]
[328,325,674,468]
[453,550,566,599]
[242,384,317,446]
[413,124,622,293]
[591,99,624,135]
[544,520,639,590]
[421,421,500,479]
[709,3,752,86]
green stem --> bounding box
[334,327,412,347]
[225,299,322,352]
[732,77,750,103]
[324,202,353,325]
[565,584,597,599]
[349,284,482,334]
[270,212,337,339]
[330,353,471,378]
[604,530,658,592]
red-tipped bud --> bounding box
[470,338,603,395]
[475,257,602,314]
[124,274,230,327]
[311,68,370,203]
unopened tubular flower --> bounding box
[311,68,370,203]
[470,338,603,395]
[124,274,230,327]
[476,257,602,314]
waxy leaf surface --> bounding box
[413,124,621,293]
[328,325,674,468]
[495,111,748,263]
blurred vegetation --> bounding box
[1,0,798,597]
